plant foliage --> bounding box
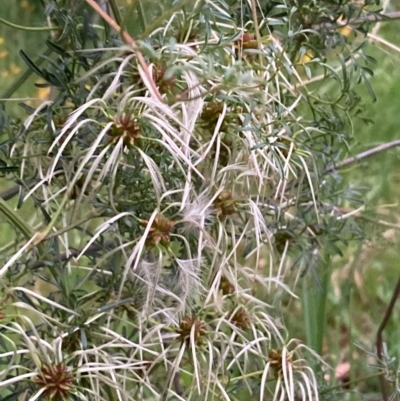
[0,0,387,400]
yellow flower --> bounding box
[37,87,51,100]
[0,50,9,59]
[295,49,315,79]
[337,15,353,37]
[298,49,315,64]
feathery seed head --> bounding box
[176,315,207,346]
[181,192,214,230]
[214,189,236,218]
[108,113,141,148]
[141,214,175,248]
[34,363,74,400]
[269,348,293,379]
[219,275,235,296]
[227,306,251,330]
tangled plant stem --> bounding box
[0,1,394,400]
[85,0,163,102]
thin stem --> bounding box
[250,0,263,68]
[138,0,193,39]
[320,371,385,393]
[324,139,400,173]
[371,0,391,36]
[313,11,400,31]
[368,32,400,54]
[0,197,35,241]
[0,16,62,32]
[336,206,400,230]
[120,0,138,33]
[29,240,116,270]
[108,0,123,26]
[358,215,400,231]
[32,194,70,246]
[0,181,36,202]
[376,274,400,401]
[85,0,163,102]
[136,0,147,34]
[44,211,100,241]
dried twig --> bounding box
[29,240,116,270]
[324,139,400,173]
[376,275,400,401]
[0,184,24,201]
[0,180,39,201]
[0,180,114,269]
[313,11,400,31]
[85,0,163,102]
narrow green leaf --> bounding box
[45,39,67,56]
[19,50,48,81]
[362,73,377,102]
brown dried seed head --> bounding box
[34,363,74,399]
[176,316,207,346]
[228,307,251,330]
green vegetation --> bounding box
[0,1,400,400]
